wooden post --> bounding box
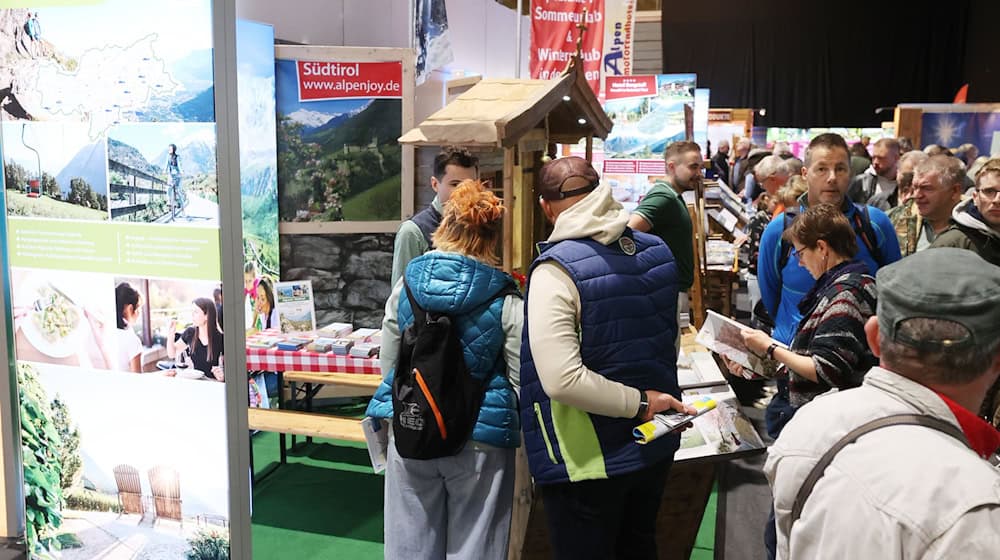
[503,147,515,273]
[585,134,593,162]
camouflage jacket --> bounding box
[886,198,922,257]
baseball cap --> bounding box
[876,248,1000,351]
[536,157,600,201]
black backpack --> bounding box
[391,280,518,460]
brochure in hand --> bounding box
[633,396,717,445]
[695,310,785,377]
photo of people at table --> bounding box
[114,276,223,381]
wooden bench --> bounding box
[248,408,365,442]
[248,408,366,483]
[282,371,382,391]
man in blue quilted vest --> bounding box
[520,156,697,559]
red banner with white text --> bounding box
[296,61,403,101]
[530,0,605,96]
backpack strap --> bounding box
[402,280,428,326]
[789,413,969,532]
[776,207,800,271]
[851,204,883,267]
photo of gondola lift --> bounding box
[21,123,42,198]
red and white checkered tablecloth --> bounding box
[245,347,381,374]
[244,329,381,374]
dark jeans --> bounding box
[541,457,673,560]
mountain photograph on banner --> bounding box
[2,122,109,221]
[275,58,403,223]
[107,123,219,225]
[603,74,697,159]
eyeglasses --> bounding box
[977,187,1000,201]
[790,246,809,259]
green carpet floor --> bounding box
[250,430,717,560]
[251,431,385,559]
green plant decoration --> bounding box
[186,529,230,560]
[17,364,64,558]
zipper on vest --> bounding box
[534,403,558,464]
[414,368,448,440]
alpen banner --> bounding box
[601,0,636,95]
[296,61,403,101]
[530,0,605,96]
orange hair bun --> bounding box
[446,180,504,228]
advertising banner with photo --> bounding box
[600,0,636,97]
[601,74,696,211]
[235,19,281,414]
[275,46,415,234]
[530,0,605,96]
[0,2,235,558]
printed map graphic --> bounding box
[26,35,180,138]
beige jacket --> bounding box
[765,367,1000,559]
[526,183,643,418]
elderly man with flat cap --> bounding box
[519,156,696,559]
[765,248,1000,560]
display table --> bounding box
[245,330,383,483]
[244,330,381,375]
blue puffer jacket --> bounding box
[365,252,522,448]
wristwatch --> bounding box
[634,390,649,420]
[766,342,779,360]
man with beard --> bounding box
[848,138,901,210]
[628,141,699,294]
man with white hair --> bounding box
[752,155,791,206]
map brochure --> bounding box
[695,310,786,377]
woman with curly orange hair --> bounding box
[366,180,523,559]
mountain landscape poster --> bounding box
[107,123,218,225]
[274,46,414,232]
[2,122,109,220]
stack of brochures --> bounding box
[307,337,335,353]
[331,339,354,355]
[350,328,379,342]
[319,322,353,338]
[247,336,281,349]
[276,337,311,351]
[350,342,380,358]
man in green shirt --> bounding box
[390,146,479,286]
[627,141,700,292]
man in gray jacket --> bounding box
[766,248,1000,559]
[847,137,901,210]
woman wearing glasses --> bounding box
[740,203,878,410]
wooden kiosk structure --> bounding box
[398,58,612,276]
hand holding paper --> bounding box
[642,390,698,422]
[634,396,717,444]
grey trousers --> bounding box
[384,435,515,560]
